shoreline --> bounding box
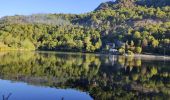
[125,54,170,60]
[1,50,170,60]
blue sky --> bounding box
[0,0,110,17]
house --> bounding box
[114,40,125,48]
[109,48,119,55]
[105,40,126,55]
[106,43,116,49]
[106,43,119,54]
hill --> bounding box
[0,0,170,55]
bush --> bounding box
[118,48,125,55]
[135,47,142,54]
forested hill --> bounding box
[0,0,170,55]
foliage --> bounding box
[0,0,170,54]
[135,47,142,54]
[0,24,101,52]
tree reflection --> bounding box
[0,52,170,99]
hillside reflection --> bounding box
[0,52,170,100]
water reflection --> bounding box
[0,51,170,100]
[0,79,92,100]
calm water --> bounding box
[0,51,170,100]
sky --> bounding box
[0,0,110,17]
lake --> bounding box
[0,51,170,100]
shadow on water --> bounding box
[0,51,170,99]
[2,93,12,100]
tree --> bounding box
[152,39,159,48]
[133,31,141,39]
[142,38,148,47]
[130,40,134,47]
[151,67,158,76]
[119,48,125,55]
[135,47,142,54]
[95,39,102,50]
[21,39,35,50]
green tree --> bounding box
[133,31,141,39]
[152,39,159,48]
[135,47,142,54]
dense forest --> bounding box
[0,0,170,55]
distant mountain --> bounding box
[137,0,170,7]
[95,0,136,10]
[95,1,116,11]
[96,0,170,10]
[0,14,75,25]
[0,0,170,55]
